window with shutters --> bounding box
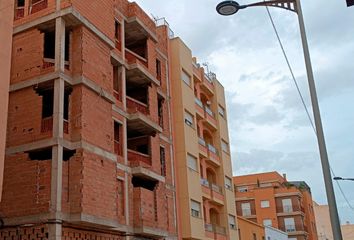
[182,70,191,86]
[187,154,198,172]
[184,111,194,127]
[191,200,201,218]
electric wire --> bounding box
[264,3,354,212]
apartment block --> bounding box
[170,38,238,240]
[234,172,318,240]
[1,0,177,239]
[0,0,14,201]
[237,216,265,240]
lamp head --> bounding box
[333,177,343,180]
[216,1,241,16]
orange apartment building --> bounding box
[170,38,238,240]
[0,0,177,239]
[0,0,14,201]
[234,172,318,240]
[237,216,265,240]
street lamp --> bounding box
[334,177,354,181]
[216,1,343,240]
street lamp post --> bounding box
[216,1,343,239]
[334,177,354,181]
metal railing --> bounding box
[195,98,204,108]
[204,224,226,235]
[200,178,210,187]
[207,143,218,154]
[205,106,214,117]
[198,137,206,146]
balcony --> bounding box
[276,204,305,216]
[204,106,217,129]
[41,117,69,134]
[205,224,227,240]
[133,187,168,237]
[125,49,159,86]
[200,179,224,204]
[127,96,149,115]
[201,73,214,95]
[198,137,208,157]
[195,98,205,117]
[279,224,307,235]
[128,149,151,166]
[207,143,220,166]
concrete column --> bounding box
[48,222,62,240]
[55,17,65,72]
[0,0,14,201]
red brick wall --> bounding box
[81,150,118,220]
[80,87,112,152]
[7,88,51,147]
[71,0,115,40]
[62,227,124,240]
[81,28,113,94]
[0,225,49,240]
[0,153,51,218]
[11,29,47,84]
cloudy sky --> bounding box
[134,0,354,223]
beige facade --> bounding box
[0,0,14,200]
[314,202,354,240]
[170,37,238,240]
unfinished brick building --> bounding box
[1,0,177,239]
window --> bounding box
[113,65,122,101]
[114,122,122,156]
[284,218,295,232]
[228,215,236,229]
[218,105,225,118]
[282,198,293,213]
[225,176,232,191]
[191,200,201,218]
[158,97,164,128]
[241,202,251,216]
[238,186,248,192]
[44,31,55,59]
[114,20,120,40]
[156,59,161,80]
[17,0,25,7]
[184,111,194,127]
[160,146,166,176]
[182,70,191,86]
[187,154,198,171]
[117,179,124,216]
[261,200,270,208]
[253,233,257,240]
[221,140,229,153]
[41,89,54,118]
[263,219,272,226]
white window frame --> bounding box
[263,219,272,227]
[221,139,229,153]
[241,202,251,216]
[282,198,293,213]
[182,70,191,86]
[261,200,270,208]
[284,218,295,232]
[191,199,201,218]
[184,111,194,127]
[187,154,198,172]
[238,186,248,192]
[225,176,233,191]
[228,215,236,230]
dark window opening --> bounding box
[28,148,52,160]
[113,66,122,100]
[158,97,164,128]
[132,176,157,191]
[156,59,161,81]
[114,21,120,40]
[65,31,70,62]
[17,0,25,7]
[136,144,148,155]
[126,86,148,105]
[126,40,147,59]
[114,122,122,155]
[63,149,76,161]
[160,147,166,176]
[64,88,72,121]
[41,89,54,118]
[44,31,55,59]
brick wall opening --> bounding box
[132,176,157,191]
[158,95,164,128]
[114,20,121,50]
[160,146,166,176]
[114,121,122,156]
[44,31,55,60]
[28,148,52,160]
[113,65,122,101]
[156,59,161,81]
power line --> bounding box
[264,4,354,212]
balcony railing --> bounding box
[207,143,217,154]
[195,98,204,108]
[29,0,48,14]
[126,96,149,115]
[198,137,206,146]
[15,6,25,20]
[41,117,53,133]
[128,149,151,165]
[200,178,210,187]
[205,106,214,117]
[125,48,148,68]
[205,224,226,235]
[211,183,222,194]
